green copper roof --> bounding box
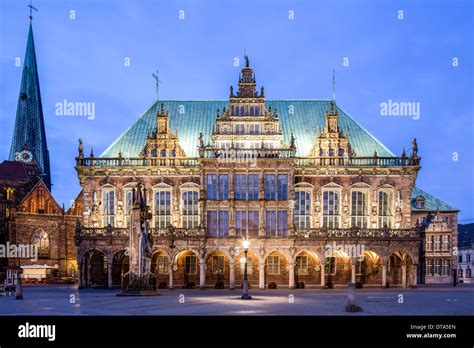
[99,99,457,213]
[411,187,459,212]
[8,22,51,190]
[100,100,395,158]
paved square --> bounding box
[0,284,473,315]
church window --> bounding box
[31,229,49,258]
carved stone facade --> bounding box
[74,59,457,289]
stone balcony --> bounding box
[75,225,418,244]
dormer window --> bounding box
[415,195,425,209]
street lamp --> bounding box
[241,239,252,300]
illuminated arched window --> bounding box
[32,229,49,258]
[38,188,45,214]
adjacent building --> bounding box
[0,19,79,283]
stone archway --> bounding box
[387,252,403,287]
[205,251,230,288]
[151,250,171,288]
[323,249,351,287]
[83,250,108,288]
[264,250,289,288]
[112,250,129,287]
[172,249,200,288]
[356,251,382,286]
[293,250,322,288]
[236,250,259,288]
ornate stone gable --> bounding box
[17,179,62,215]
[141,103,186,158]
[309,100,354,159]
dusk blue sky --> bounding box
[0,0,472,221]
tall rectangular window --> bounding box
[236,210,247,237]
[157,255,169,274]
[182,191,199,228]
[325,257,336,275]
[426,259,434,276]
[248,210,259,237]
[235,174,246,200]
[212,256,225,274]
[295,256,308,275]
[378,191,392,228]
[434,259,442,275]
[277,210,288,237]
[265,174,276,200]
[218,210,229,237]
[248,174,259,200]
[154,190,171,228]
[206,174,217,200]
[434,236,440,251]
[185,255,197,274]
[125,189,133,227]
[235,124,245,134]
[265,210,276,236]
[442,259,451,276]
[207,211,217,236]
[351,191,368,228]
[207,210,228,237]
[103,189,115,226]
[236,210,259,238]
[267,255,280,275]
[294,190,311,228]
[218,174,229,200]
[322,191,339,228]
[277,174,288,200]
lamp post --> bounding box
[241,239,252,300]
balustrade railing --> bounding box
[294,228,418,239]
[76,156,199,167]
[76,226,418,241]
[296,156,420,167]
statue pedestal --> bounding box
[117,271,161,297]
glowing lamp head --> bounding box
[242,239,250,250]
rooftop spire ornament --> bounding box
[28,0,38,20]
[244,49,250,67]
[152,70,161,101]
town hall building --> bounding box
[73,57,459,289]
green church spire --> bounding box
[9,20,51,190]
